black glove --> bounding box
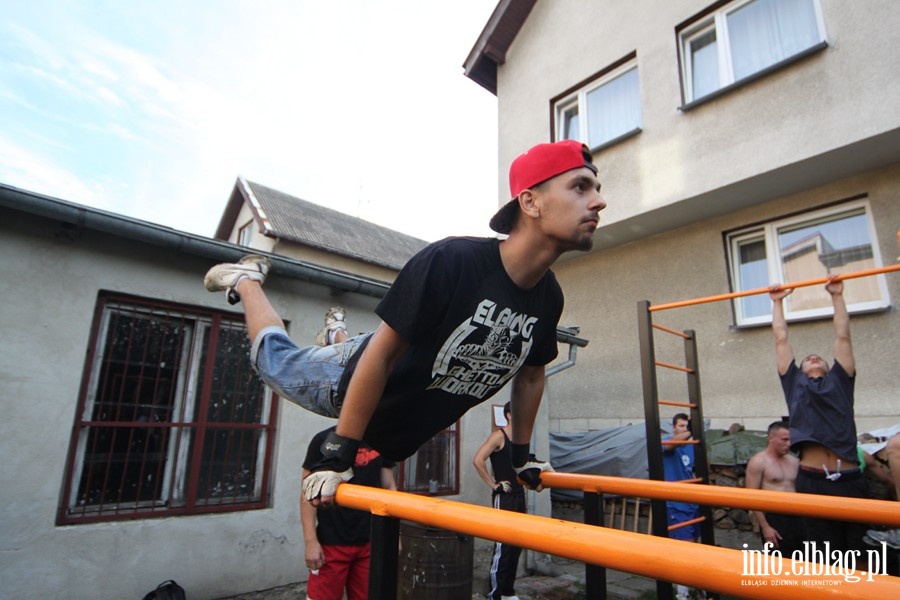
[302,431,359,502]
[511,442,554,491]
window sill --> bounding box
[680,41,829,112]
[731,302,892,330]
[589,127,642,154]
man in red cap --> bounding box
[204,139,606,505]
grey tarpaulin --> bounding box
[549,423,766,502]
[549,424,651,502]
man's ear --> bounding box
[518,189,540,219]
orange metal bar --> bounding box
[336,484,900,599]
[659,399,697,408]
[541,472,900,527]
[656,360,694,373]
[652,322,691,339]
[662,439,700,446]
[668,515,706,531]
[648,263,900,312]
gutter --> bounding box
[0,183,391,298]
[1,182,590,350]
[547,326,589,377]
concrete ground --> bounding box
[217,503,758,600]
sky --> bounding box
[0,0,500,242]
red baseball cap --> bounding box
[489,140,598,234]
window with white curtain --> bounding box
[554,58,642,151]
[679,0,826,104]
[726,199,889,326]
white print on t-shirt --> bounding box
[428,299,536,400]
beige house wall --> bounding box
[496,0,900,226]
[0,204,496,599]
[232,202,276,253]
[550,164,900,434]
[490,0,900,434]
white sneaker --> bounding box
[204,255,270,305]
[315,307,348,346]
[500,596,520,600]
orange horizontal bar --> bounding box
[541,472,900,527]
[336,484,900,599]
[649,263,900,312]
[668,515,706,531]
[652,323,691,338]
[655,360,693,373]
[659,399,697,408]
[681,477,704,484]
[662,439,700,446]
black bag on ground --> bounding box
[142,580,186,600]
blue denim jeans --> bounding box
[251,325,371,417]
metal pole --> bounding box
[583,491,607,599]
[636,299,673,600]
[540,472,900,526]
[368,514,400,600]
[648,264,900,312]
[683,329,717,552]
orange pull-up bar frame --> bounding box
[648,264,900,312]
[336,483,900,599]
[541,472,900,527]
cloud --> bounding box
[0,136,103,208]
[0,0,500,241]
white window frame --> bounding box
[554,59,642,151]
[238,220,254,247]
[679,0,827,104]
[727,200,890,326]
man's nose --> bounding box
[591,191,607,211]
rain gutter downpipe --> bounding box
[546,326,588,377]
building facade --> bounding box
[0,185,505,599]
[466,0,900,433]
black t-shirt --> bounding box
[302,427,394,546]
[780,359,857,462]
[340,237,563,461]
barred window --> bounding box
[398,423,459,496]
[59,293,276,524]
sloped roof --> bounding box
[463,0,536,95]
[216,178,429,271]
